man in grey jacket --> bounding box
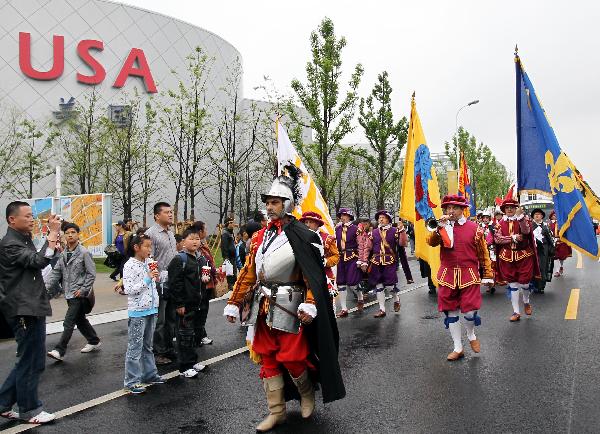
[0,202,62,424]
[46,222,100,361]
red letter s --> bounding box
[77,39,106,85]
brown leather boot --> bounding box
[256,375,286,432]
[510,313,521,322]
[524,303,533,316]
[291,370,315,418]
[393,301,401,312]
[469,339,481,353]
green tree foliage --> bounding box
[357,71,408,209]
[289,17,363,203]
[445,126,513,208]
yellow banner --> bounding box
[399,96,442,285]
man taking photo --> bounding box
[0,202,62,424]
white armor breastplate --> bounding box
[256,232,301,283]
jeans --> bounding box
[153,297,176,357]
[124,315,159,388]
[55,298,100,356]
[175,308,202,372]
[196,288,211,341]
[0,316,46,419]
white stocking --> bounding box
[462,310,477,341]
[509,284,520,314]
[385,286,399,303]
[357,289,364,301]
[521,284,531,304]
[376,290,386,312]
[338,288,348,311]
[447,310,462,352]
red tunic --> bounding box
[549,221,573,261]
[427,220,493,313]
[494,217,540,285]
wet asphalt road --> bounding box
[1,255,599,434]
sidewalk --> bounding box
[47,274,127,323]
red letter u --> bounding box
[19,32,64,80]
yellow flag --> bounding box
[277,120,335,235]
[399,96,442,285]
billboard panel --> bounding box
[23,193,112,257]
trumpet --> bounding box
[426,217,440,232]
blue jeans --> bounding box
[124,315,159,388]
[0,316,46,419]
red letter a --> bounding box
[19,32,64,80]
[113,48,157,93]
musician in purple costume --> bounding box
[335,208,362,318]
[361,210,402,318]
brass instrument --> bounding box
[426,217,440,232]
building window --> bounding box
[109,105,132,127]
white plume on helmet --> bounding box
[261,161,302,217]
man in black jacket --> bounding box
[168,228,209,378]
[221,217,236,291]
[0,202,62,424]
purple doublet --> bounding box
[335,223,362,286]
[368,225,399,289]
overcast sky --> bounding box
[125,0,600,190]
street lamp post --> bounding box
[454,99,480,168]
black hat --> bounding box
[530,208,545,219]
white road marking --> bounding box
[1,283,427,433]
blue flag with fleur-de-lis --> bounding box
[516,52,598,258]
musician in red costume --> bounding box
[427,195,494,361]
[548,210,572,277]
[494,198,540,322]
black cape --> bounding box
[283,217,346,404]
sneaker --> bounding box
[200,337,213,345]
[26,411,56,424]
[193,362,206,372]
[80,342,102,353]
[126,384,146,394]
[145,376,165,385]
[180,369,198,378]
[1,410,19,420]
[47,350,63,361]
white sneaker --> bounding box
[193,362,206,372]
[1,410,19,419]
[200,337,213,345]
[180,369,198,378]
[47,350,63,361]
[80,342,102,353]
[27,411,56,424]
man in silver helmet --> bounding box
[223,167,345,432]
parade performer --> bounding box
[480,211,497,294]
[494,198,540,322]
[427,195,493,361]
[335,208,362,317]
[300,211,340,302]
[360,210,403,318]
[548,211,572,277]
[223,166,345,432]
[531,209,554,293]
[356,218,373,310]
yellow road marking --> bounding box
[576,250,583,269]
[565,288,580,320]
